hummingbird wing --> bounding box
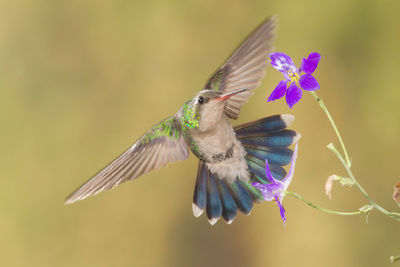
[204,16,277,119]
[65,117,189,204]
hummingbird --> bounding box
[65,16,300,225]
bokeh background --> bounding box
[1,0,399,266]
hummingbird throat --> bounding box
[181,102,199,129]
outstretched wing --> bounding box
[204,16,277,119]
[65,117,189,204]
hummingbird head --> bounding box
[182,88,247,132]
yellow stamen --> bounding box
[287,69,300,83]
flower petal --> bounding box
[267,80,288,102]
[285,83,302,108]
[300,52,321,74]
[274,195,286,225]
[264,159,278,184]
[251,182,275,201]
[270,53,299,79]
[281,143,298,186]
[277,143,298,204]
[299,74,320,91]
[270,53,295,71]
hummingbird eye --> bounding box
[198,96,204,104]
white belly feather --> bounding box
[191,119,250,183]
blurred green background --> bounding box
[1,0,399,266]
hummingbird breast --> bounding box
[188,118,250,184]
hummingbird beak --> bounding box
[215,88,248,101]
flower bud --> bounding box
[325,175,335,199]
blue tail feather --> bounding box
[239,130,298,148]
[193,163,257,224]
[245,156,268,181]
[245,154,287,181]
[237,115,298,182]
[206,172,222,223]
[234,114,294,135]
[245,146,293,166]
[193,162,207,212]
[239,179,264,202]
[230,180,253,215]
[215,179,238,223]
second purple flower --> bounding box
[268,52,321,108]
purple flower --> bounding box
[252,143,298,225]
[268,52,321,108]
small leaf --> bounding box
[359,205,373,213]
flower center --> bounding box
[268,183,283,196]
[271,189,282,196]
[287,69,300,83]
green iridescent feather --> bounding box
[205,69,224,91]
[179,101,205,159]
[181,102,199,129]
[213,70,224,91]
[140,117,180,144]
[181,123,203,160]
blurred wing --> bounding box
[204,16,277,119]
[65,117,189,204]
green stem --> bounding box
[286,191,364,216]
[327,144,373,203]
[310,91,351,167]
[347,167,400,220]
[390,255,400,264]
[311,91,400,222]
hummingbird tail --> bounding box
[236,114,301,182]
[192,114,300,225]
[193,161,260,225]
